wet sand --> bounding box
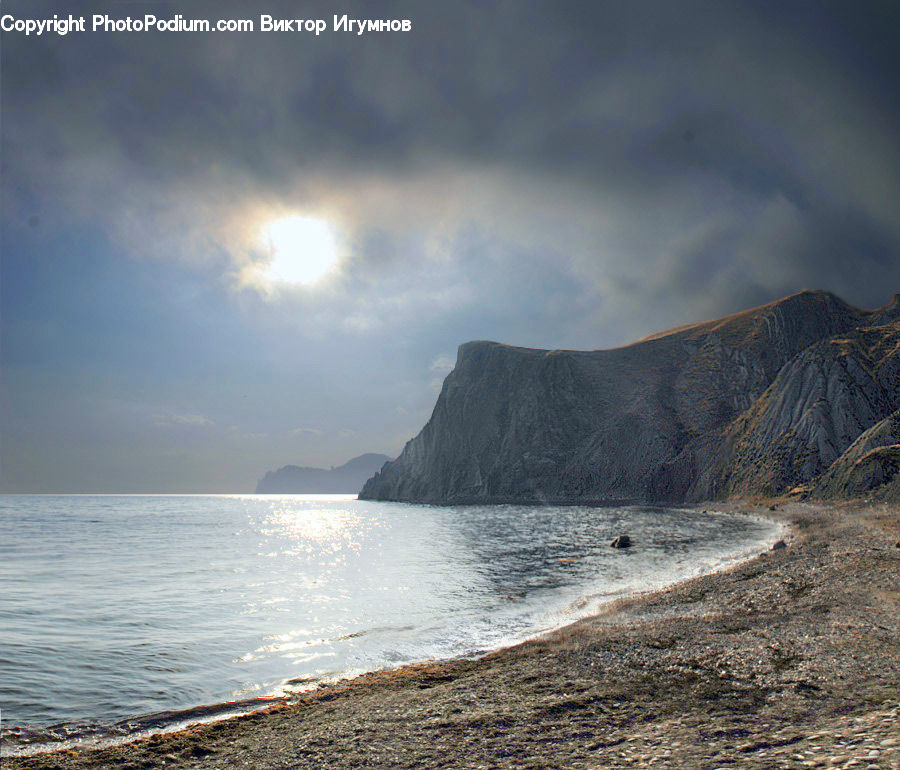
[9,501,900,769]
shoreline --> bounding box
[2,506,782,760]
[8,500,900,768]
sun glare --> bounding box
[261,216,340,285]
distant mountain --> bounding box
[256,453,391,494]
[360,290,900,504]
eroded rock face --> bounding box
[359,291,900,504]
[812,411,900,501]
[721,323,900,497]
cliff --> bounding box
[256,453,391,494]
[360,291,900,504]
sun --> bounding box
[260,216,340,285]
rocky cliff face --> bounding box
[361,291,900,503]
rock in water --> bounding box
[611,535,632,549]
[771,540,787,551]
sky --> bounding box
[2,0,899,492]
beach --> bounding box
[9,500,900,769]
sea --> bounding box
[0,494,781,755]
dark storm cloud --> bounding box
[5,0,898,306]
[2,0,899,490]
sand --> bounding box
[8,501,900,769]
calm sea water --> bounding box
[0,495,779,752]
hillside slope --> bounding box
[360,291,899,503]
[721,321,900,497]
[812,410,900,501]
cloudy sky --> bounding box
[2,0,898,492]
